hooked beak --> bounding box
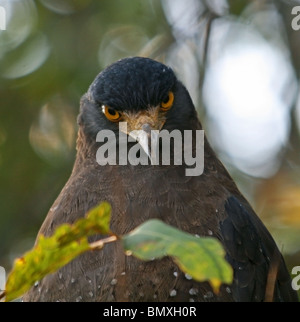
[128,124,159,165]
[119,107,165,164]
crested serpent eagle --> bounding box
[23,57,298,302]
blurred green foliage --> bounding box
[0,0,170,269]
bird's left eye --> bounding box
[102,105,122,122]
[160,91,174,111]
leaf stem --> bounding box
[89,235,118,250]
[0,291,5,300]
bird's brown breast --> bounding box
[23,153,236,302]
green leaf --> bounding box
[4,202,112,302]
[122,219,233,292]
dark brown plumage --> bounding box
[23,57,298,302]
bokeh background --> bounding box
[0,0,300,291]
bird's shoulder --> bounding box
[221,195,298,302]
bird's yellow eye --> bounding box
[160,91,174,111]
[102,105,122,122]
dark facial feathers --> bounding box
[78,57,198,139]
[87,57,177,111]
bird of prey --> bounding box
[23,57,298,302]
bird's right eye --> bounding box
[102,105,122,122]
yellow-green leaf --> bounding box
[122,219,233,292]
[3,202,111,302]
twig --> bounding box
[89,235,118,250]
[0,290,5,300]
[264,251,280,302]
